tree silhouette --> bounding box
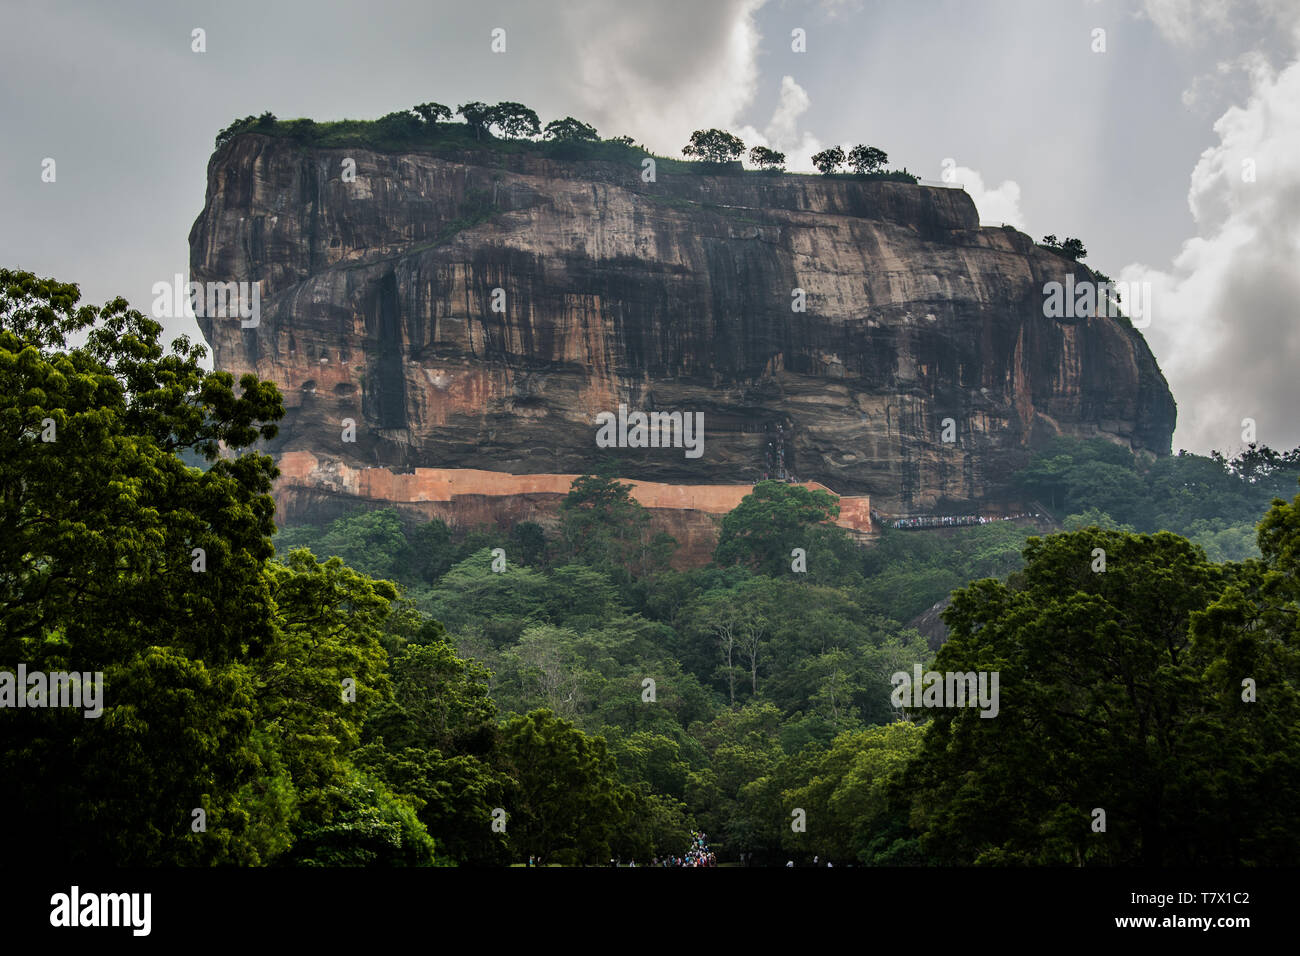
[544,116,599,142]
[811,146,845,174]
[748,146,786,171]
[412,102,452,125]
[682,128,746,163]
[487,102,541,140]
[847,145,888,174]
[456,101,493,139]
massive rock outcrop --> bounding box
[190,133,1175,519]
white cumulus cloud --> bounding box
[1128,27,1300,454]
[734,75,825,170]
[946,165,1027,230]
[557,0,768,155]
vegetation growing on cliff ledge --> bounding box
[212,104,920,183]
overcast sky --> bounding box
[2,0,1297,455]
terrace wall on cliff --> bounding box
[274,451,873,568]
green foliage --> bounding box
[811,146,845,174]
[275,508,411,582]
[748,146,786,171]
[0,269,443,866]
[496,709,632,864]
[207,106,932,194]
[681,128,746,163]
[510,521,547,566]
[713,480,844,577]
[377,109,422,140]
[677,575,928,722]
[406,516,455,583]
[1040,234,1087,260]
[350,633,513,865]
[607,730,692,800]
[778,722,925,863]
[412,102,452,124]
[861,168,920,184]
[1062,508,1135,533]
[276,508,548,596]
[286,769,436,866]
[455,101,493,139]
[363,638,496,755]
[1184,519,1259,562]
[0,269,286,864]
[618,788,695,860]
[486,101,541,140]
[1014,436,1300,558]
[258,551,397,825]
[354,743,509,866]
[558,473,676,578]
[847,144,888,174]
[902,528,1295,865]
[12,266,1300,868]
[425,551,552,644]
[215,111,277,149]
[543,116,599,142]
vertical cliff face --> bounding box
[190,134,1175,514]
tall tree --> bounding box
[543,116,599,142]
[558,472,675,576]
[487,101,541,140]
[847,144,888,174]
[356,637,512,865]
[748,146,786,171]
[714,480,842,575]
[1189,490,1300,864]
[900,527,1297,865]
[456,101,493,139]
[496,709,632,864]
[412,102,452,124]
[0,269,285,864]
[811,146,845,174]
[682,128,746,163]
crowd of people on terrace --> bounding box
[886,512,1040,530]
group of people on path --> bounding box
[654,830,716,867]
